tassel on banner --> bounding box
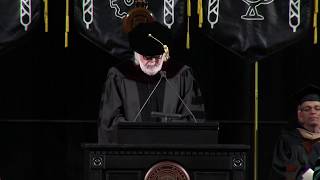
[187,18,190,49]
[197,0,203,28]
[43,0,48,32]
[186,0,191,49]
[187,0,191,17]
[65,0,69,48]
[314,0,318,44]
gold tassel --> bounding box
[186,0,191,49]
[314,0,318,44]
[43,0,48,32]
[186,18,190,49]
[197,0,203,28]
[65,0,69,48]
[187,0,191,17]
[315,27,318,44]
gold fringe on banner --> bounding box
[43,0,48,32]
[197,0,203,28]
[186,0,191,49]
[314,0,318,44]
[65,0,69,48]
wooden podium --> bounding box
[83,122,249,180]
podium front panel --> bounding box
[83,144,249,180]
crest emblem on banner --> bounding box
[109,0,134,18]
[202,0,311,61]
[240,0,274,21]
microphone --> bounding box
[160,70,198,123]
[132,74,164,122]
[159,70,166,78]
[151,111,183,122]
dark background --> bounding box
[1,0,320,180]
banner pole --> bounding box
[254,61,259,180]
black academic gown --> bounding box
[270,128,320,180]
[98,60,205,144]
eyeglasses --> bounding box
[143,55,162,61]
[300,106,320,112]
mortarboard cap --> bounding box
[128,21,171,57]
[295,84,320,105]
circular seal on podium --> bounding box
[144,161,190,180]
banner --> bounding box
[200,0,313,61]
[0,0,41,53]
[74,0,187,61]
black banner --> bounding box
[0,0,41,53]
[200,0,313,61]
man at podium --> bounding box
[97,21,205,144]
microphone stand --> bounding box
[132,74,164,122]
[160,71,198,123]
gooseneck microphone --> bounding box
[160,71,198,123]
[132,73,164,122]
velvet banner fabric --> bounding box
[0,0,41,53]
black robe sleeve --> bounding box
[270,129,314,180]
[176,67,205,122]
[98,68,125,144]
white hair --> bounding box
[134,52,164,76]
[134,52,140,65]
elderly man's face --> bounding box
[135,52,164,76]
[298,101,320,133]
